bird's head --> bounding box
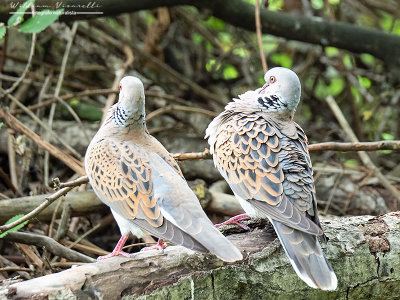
[118,76,145,112]
[112,76,146,127]
[257,67,301,112]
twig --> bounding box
[50,262,87,268]
[0,167,17,193]
[62,240,108,256]
[255,0,267,73]
[2,5,36,96]
[81,21,227,106]
[66,224,101,251]
[2,91,82,159]
[0,185,78,234]
[0,255,30,279]
[12,89,118,115]
[0,107,85,175]
[326,95,400,205]
[172,148,212,161]
[308,140,400,151]
[101,45,134,123]
[55,175,89,189]
[14,243,43,268]
[146,105,217,121]
[0,267,31,273]
[13,89,197,115]
[55,96,90,142]
[45,22,79,186]
[0,30,8,75]
[4,232,95,263]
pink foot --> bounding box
[141,239,168,252]
[97,234,131,260]
[215,213,250,230]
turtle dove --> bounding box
[206,67,337,289]
[85,76,242,262]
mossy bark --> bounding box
[2,213,400,300]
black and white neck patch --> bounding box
[113,106,129,126]
[257,95,288,111]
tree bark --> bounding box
[1,0,400,65]
[2,213,400,299]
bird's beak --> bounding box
[259,83,269,93]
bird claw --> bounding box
[97,250,131,260]
[215,214,250,230]
[141,239,168,252]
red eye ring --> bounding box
[269,76,276,83]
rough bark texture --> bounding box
[2,212,400,299]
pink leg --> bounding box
[215,213,250,230]
[141,239,168,252]
[97,234,131,260]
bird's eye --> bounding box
[119,84,122,90]
[269,76,276,83]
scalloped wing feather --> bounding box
[211,113,322,235]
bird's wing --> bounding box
[86,138,161,227]
[148,153,243,262]
[211,113,322,235]
[86,138,208,251]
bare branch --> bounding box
[326,95,400,205]
[0,107,85,175]
[3,232,95,263]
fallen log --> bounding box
[2,212,400,299]
[0,191,104,223]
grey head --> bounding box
[256,67,301,112]
[112,76,146,127]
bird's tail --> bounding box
[191,219,243,262]
[270,219,337,290]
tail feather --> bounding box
[132,218,208,253]
[270,219,337,290]
[191,219,243,262]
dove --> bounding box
[205,67,337,290]
[85,76,242,262]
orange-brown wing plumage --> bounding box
[212,113,322,235]
[86,139,162,228]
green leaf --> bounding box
[19,9,63,34]
[0,122,3,129]
[270,53,292,68]
[382,133,394,140]
[205,17,225,31]
[193,33,204,45]
[314,77,345,98]
[0,24,6,40]
[205,58,221,72]
[344,159,359,167]
[360,54,375,66]
[311,0,324,9]
[223,65,239,80]
[8,0,35,27]
[351,86,361,104]
[358,76,371,89]
[233,47,248,58]
[342,54,353,69]
[267,0,284,11]
[0,214,29,238]
[325,47,339,57]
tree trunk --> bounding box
[2,212,400,299]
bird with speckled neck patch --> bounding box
[206,67,337,289]
[85,76,242,262]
